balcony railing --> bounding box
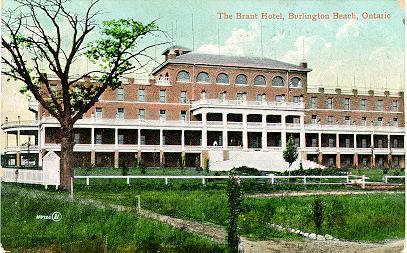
[1,120,40,129]
[192,99,305,109]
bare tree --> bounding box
[2,0,168,192]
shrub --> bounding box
[230,166,260,176]
[313,198,324,234]
[137,158,145,174]
[226,173,243,253]
[204,158,209,173]
[121,165,129,176]
[179,154,186,171]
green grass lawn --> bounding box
[349,168,405,182]
[75,184,405,242]
[2,184,226,253]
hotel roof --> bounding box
[152,52,312,74]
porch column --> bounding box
[300,115,306,159]
[114,128,119,148]
[281,114,286,149]
[114,150,119,168]
[262,114,267,151]
[242,113,248,150]
[202,113,207,149]
[353,153,359,168]
[181,130,185,151]
[222,113,228,150]
[91,128,95,149]
[336,133,339,152]
[336,153,341,168]
[137,128,141,149]
[160,129,164,148]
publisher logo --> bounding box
[36,211,62,222]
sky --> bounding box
[2,0,405,91]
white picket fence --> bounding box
[384,175,405,183]
[2,168,43,184]
[75,175,374,188]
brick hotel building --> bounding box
[1,46,405,170]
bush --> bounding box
[230,166,260,176]
[226,173,243,253]
[313,198,324,234]
[121,165,129,176]
[204,158,209,173]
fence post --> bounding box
[135,195,141,212]
[86,177,90,186]
[303,176,306,185]
[202,178,206,185]
[165,177,169,186]
[384,176,388,184]
[362,175,365,189]
[127,177,130,185]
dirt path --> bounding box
[83,199,405,253]
[246,190,404,198]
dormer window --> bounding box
[176,71,190,82]
[254,75,266,86]
[289,77,301,88]
[196,72,209,83]
[235,74,247,85]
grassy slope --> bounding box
[76,186,404,242]
[2,184,225,253]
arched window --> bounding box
[254,75,266,86]
[235,74,247,85]
[196,72,210,83]
[176,71,190,82]
[216,73,229,84]
[289,77,302,88]
[272,76,284,87]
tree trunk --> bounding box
[59,125,74,191]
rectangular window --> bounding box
[328,138,335,148]
[344,116,350,125]
[275,95,282,103]
[74,133,80,144]
[138,109,145,121]
[375,100,383,111]
[95,134,102,144]
[180,91,187,104]
[140,135,146,145]
[138,89,145,102]
[392,100,398,112]
[377,139,383,148]
[310,97,316,109]
[393,139,398,148]
[219,92,226,101]
[118,134,124,145]
[311,115,317,124]
[327,116,333,125]
[95,108,102,119]
[160,110,166,121]
[293,96,300,104]
[377,117,383,126]
[345,138,351,148]
[361,117,366,126]
[392,118,398,127]
[116,108,124,120]
[326,98,333,109]
[116,87,124,101]
[311,139,317,147]
[360,99,366,111]
[159,90,166,103]
[343,98,350,110]
[236,93,243,101]
[361,139,367,148]
[256,94,263,102]
[293,117,300,124]
[180,111,187,121]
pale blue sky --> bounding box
[3,0,405,90]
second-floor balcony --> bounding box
[191,98,305,111]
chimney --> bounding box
[299,62,307,68]
[167,49,176,60]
